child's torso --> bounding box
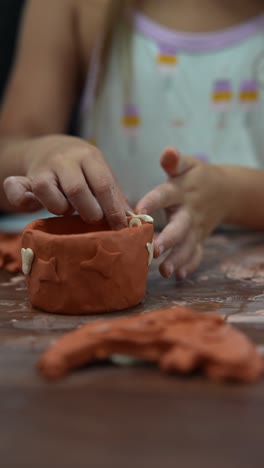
[76,0,264,207]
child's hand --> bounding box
[3,135,128,229]
[136,147,229,279]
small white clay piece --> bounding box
[129,217,142,227]
[146,239,154,265]
[127,211,154,227]
[135,214,154,224]
[21,248,35,275]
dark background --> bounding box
[0,0,25,102]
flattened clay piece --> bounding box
[22,215,154,314]
[38,306,264,383]
[0,233,22,273]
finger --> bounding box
[135,181,182,216]
[30,172,72,215]
[177,243,203,279]
[161,147,181,177]
[159,229,197,278]
[154,208,191,256]
[82,152,128,229]
[161,147,197,177]
[57,164,103,222]
[4,176,42,212]
[108,168,132,213]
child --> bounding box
[0,0,264,280]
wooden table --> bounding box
[1,230,264,468]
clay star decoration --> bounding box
[80,244,121,279]
[37,257,60,283]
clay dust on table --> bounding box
[38,306,263,383]
[221,249,264,284]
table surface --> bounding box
[1,230,264,468]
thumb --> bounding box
[4,176,42,212]
[161,147,196,177]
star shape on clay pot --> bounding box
[37,257,60,283]
[80,244,121,279]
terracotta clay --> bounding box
[0,234,22,273]
[22,215,154,314]
[38,306,264,383]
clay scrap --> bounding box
[38,306,264,383]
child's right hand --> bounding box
[3,135,128,230]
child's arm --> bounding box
[0,0,128,229]
[136,148,264,279]
[220,165,264,229]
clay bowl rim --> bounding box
[23,215,152,242]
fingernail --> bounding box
[157,243,164,256]
[24,191,36,200]
[166,264,174,278]
[179,269,187,280]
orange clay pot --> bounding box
[21,214,154,314]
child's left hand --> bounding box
[136,147,230,279]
